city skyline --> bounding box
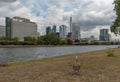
[0,0,119,40]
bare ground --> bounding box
[0,48,120,82]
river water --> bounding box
[0,45,118,62]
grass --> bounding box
[106,48,115,57]
[0,48,120,82]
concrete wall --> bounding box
[11,20,37,41]
[0,26,5,37]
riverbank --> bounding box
[0,48,120,82]
[0,44,119,48]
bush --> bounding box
[60,39,67,45]
[79,42,88,45]
[106,49,115,57]
[21,41,34,45]
[67,39,73,45]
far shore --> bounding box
[0,44,119,48]
[0,48,120,82]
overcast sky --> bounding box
[0,0,119,40]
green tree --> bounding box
[111,0,120,35]
[44,32,60,45]
[67,39,73,45]
[60,39,67,45]
[12,37,19,42]
[24,36,36,42]
[24,36,36,45]
[0,37,8,41]
[36,36,44,45]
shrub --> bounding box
[67,39,73,45]
[79,42,88,45]
[106,49,115,57]
[60,39,67,45]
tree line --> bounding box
[0,33,73,45]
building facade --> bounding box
[70,17,72,33]
[59,25,67,39]
[52,25,57,34]
[6,17,38,41]
[46,25,57,35]
[46,26,52,34]
[69,17,81,41]
[0,26,5,38]
[99,29,110,41]
[71,23,80,40]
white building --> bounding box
[6,17,38,41]
[72,23,80,40]
[59,25,67,39]
[0,26,5,38]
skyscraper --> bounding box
[71,23,80,40]
[6,17,12,39]
[69,17,81,41]
[70,17,72,33]
[52,25,57,34]
[46,26,52,34]
[59,25,67,39]
[99,29,110,41]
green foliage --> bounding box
[111,0,120,35]
[12,37,19,42]
[24,36,36,42]
[98,42,107,45]
[0,33,74,45]
[67,39,73,45]
[60,39,67,45]
[106,49,115,57]
[44,33,60,45]
[36,36,44,45]
[24,36,36,45]
[0,37,9,41]
[79,42,88,45]
[0,37,19,45]
[21,41,34,45]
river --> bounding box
[0,45,118,62]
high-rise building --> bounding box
[46,26,52,34]
[71,23,80,40]
[99,29,110,41]
[6,17,12,39]
[5,17,38,41]
[59,25,67,39]
[55,32,60,38]
[69,17,81,41]
[0,26,5,38]
[52,25,57,34]
[70,17,72,33]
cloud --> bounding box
[0,0,118,39]
[0,0,17,3]
[71,0,115,31]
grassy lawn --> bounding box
[0,48,120,82]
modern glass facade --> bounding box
[52,25,57,34]
[6,17,12,39]
[99,29,109,41]
[46,26,52,34]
